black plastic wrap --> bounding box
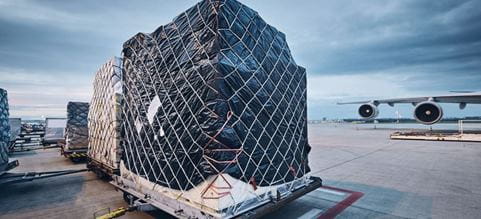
[65,102,90,150]
[121,0,310,191]
[0,88,10,168]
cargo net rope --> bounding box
[65,102,90,150]
[121,0,310,199]
[88,58,123,168]
[0,88,10,167]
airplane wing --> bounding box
[337,92,481,105]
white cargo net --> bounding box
[120,0,310,215]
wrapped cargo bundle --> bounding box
[120,0,310,215]
[88,57,123,170]
[44,118,67,144]
[0,88,10,171]
[65,102,90,151]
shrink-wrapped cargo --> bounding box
[64,102,89,151]
[0,88,10,172]
[44,118,67,144]
[118,0,310,216]
[88,57,123,171]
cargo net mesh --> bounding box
[65,102,90,150]
[0,88,10,166]
[88,58,123,168]
[121,0,310,194]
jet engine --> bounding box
[414,101,443,125]
[358,103,379,120]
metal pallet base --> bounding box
[0,160,19,176]
[87,158,120,180]
[111,175,322,219]
[61,147,88,163]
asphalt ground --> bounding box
[1,123,480,219]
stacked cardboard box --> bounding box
[65,102,89,151]
[88,57,123,170]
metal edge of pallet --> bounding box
[111,176,322,219]
[63,148,88,153]
[62,148,88,156]
[18,133,45,138]
[110,176,218,219]
[42,138,63,146]
[234,176,322,219]
[87,157,120,176]
[0,160,20,176]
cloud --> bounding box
[239,0,481,77]
[0,67,92,118]
[0,0,480,119]
[0,0,84,27]
[307,74,409,102]
[0,0,199,35]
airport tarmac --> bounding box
[1,123,480,219]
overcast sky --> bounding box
[0,0,480,120]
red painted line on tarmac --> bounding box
[317,185,364,219]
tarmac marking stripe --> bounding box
[298,208,323,219]
[317,186,364,219]
[317,188,346,196]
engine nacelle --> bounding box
[358,103,379,120]
[414,101,443,125]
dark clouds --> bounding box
[294,0,481,76]
[0,0,480,119]
[0,18,114,74]
[0,0,198,74]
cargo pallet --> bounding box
[111,175,322,219]
[60,145,88,163]
[9,132,51,153]
[87,158,119,180]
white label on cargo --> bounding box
[159,127,165,137]
[113,81,122,94]
[135,118,143,134]
[147,95,161,125]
